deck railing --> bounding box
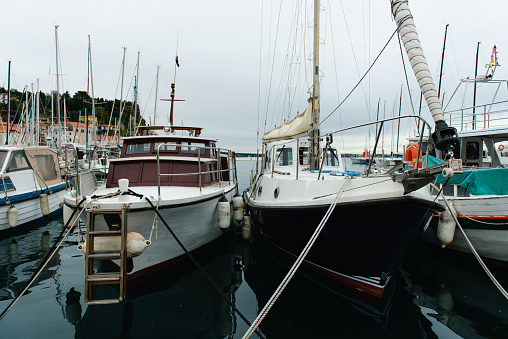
[259,114,434,181]
[156,144,237,196]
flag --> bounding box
[175,55,180,67]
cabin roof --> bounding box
[122,135,218,143]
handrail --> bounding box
[263,115,434,180]
[156,143,236,197]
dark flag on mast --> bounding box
[175,55,180,67]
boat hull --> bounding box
[64,184,237,282]
[424,194,508,263]
[246,193,438,297]
[0,183,67,235]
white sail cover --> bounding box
[391,0,445,123]
[263,100,313,143]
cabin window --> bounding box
[275,147,293,166]
[181,142,205,155]
[264,149,272,170]
[211,143,217,157]
[34,155,59,181]
[155,142,178,152]
[126,142,151,155]
[323,148,339,166]
[0,177,15,192]
[465,141,480,160]
[299,147,309,166]
[7,151,31,172]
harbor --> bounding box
[2,0,508,337]
[0,160,507,338]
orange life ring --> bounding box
[499,144,505,151]
[404,142,423,169]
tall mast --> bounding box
[310,0,321,170]
[473,41,480,130]
[133,51,140,135]
[89,35,96,147]
[36,79,40,145]
[153,65,160,126]
[6,61,11,145]
[55,25,62,150]
[119,46,127,132]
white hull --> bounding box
[424,194,508,262]
[64,182,237,277]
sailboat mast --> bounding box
[133,51,140,135]
[310,0,321,170]
[55,25,62,150]
[153,65,160,126]
[89,35,96,148]
[7,61,11,145]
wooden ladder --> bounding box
[84,207,128,305]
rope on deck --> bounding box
[243,176,352,339]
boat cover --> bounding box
[263,100,312,142]
[424,155,508,196]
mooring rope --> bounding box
[0,197,87,321]
[439,193,508,300]
[243,176,352,339]
[144,196,266,339]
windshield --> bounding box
[0,151,7,170]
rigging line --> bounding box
[396,32,417,124]
[257,0,264,149]
[319,27,399,127]
[263,0,284,136]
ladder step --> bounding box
[89,230,122,236]
[87,299,121,305]
[87,273,121,282]
[88,252,121,260]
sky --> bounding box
[2,0,508,153]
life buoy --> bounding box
[499,144,505,151]
[404,142,423,169]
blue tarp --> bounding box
[423,155,508,196]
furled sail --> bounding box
[263,100,313,143]
[390,0,445,123]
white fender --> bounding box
[232,193,244,222]
[80,232,148,258]
[437,203,457,248]
[242,215,251,241]
[39,193,50,216]
[8,205,18,228]
[217,196,231,229]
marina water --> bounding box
[0,160,507,338]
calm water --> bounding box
[0,160,507,338]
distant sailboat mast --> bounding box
[153,65,160,126]
[55,25,62,150]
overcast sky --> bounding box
[2,0,507,152]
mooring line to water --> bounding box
[243,176,352,339]
[439,193,508,300]
[144,196,266,339]
[0,197,87,321]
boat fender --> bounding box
[40,193,50,216]
[437,203,457,248]
[80,232,148,258]
[232,193,244,222]
[442,167,454,178]
[217,195,231,229]
[242,215,251,241]
[8,205,18,228]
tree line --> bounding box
[0,87,146,137]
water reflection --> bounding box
[74,233,246,338]
[401,242,508,338]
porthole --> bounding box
[274,187,280,198]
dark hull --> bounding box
[247,196,441,297]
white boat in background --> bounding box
[63,83,239,304]
[0,146,67,235]
[243,0,458,298]
[419,70,508,263]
